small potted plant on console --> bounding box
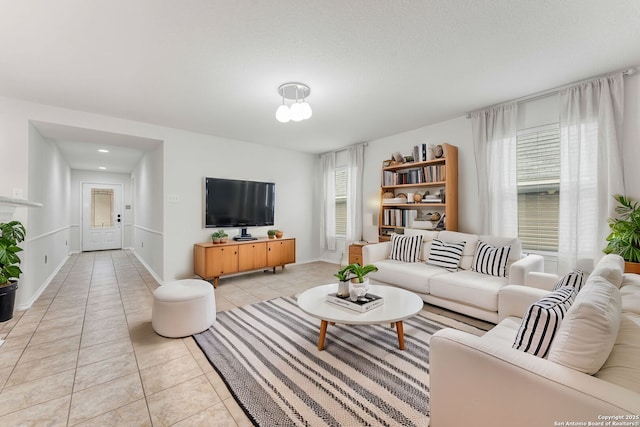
[211,231,222,244]
[267,229,277,239]
[218,230,229,243]
[343,263,379,301]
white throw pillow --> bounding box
[426,239,466,271]
[512,287,575,358]
[388,234,423,263]
[472,241,511,277]
[553,269,585,292]
[547,277,622,374]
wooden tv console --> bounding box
[194,237,296,288]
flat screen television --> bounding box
[204,177,275,236]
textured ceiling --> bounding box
[2,0,640,160]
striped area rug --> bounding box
[194,296,482,427]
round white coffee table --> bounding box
[297,283,424,351]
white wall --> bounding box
[69,170,134,252]
[20,123,72,308]
[132,145,164,279]
[162,131,319,280]
[623,72,640,201]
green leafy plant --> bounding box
[211,230,228,239]
[334,265,352,282]
[0,221,26,286]
[340,263,379,283]
[267,229,277,236]
[604,194,640,263]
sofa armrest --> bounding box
[525,271,559,291]
[362,242,391,265]
[498,285,549,321]
[430,328,640,427]
[508,254,544,286]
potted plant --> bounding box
[275,230,284,239]
[603,194,640,273]
[211,231,222,244]
[267,229,277,239]
[342,263,379,301]
[0,221,26,322]
[218,230,229,243]
[334,265,352,297]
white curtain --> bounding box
[558,73,625,273]
[346,143,365,245]
[471,103,519,237]
[320,152,336,250]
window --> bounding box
[516,124,560,252]
[335,167,347,236]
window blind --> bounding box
[516,125,560,251]
[335,167,347,236]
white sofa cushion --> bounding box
[479,235,522,260]
[430,270,508,312]
[369,259,448,295]
[437,231,478,270]
[426,239,465,271]
[595,312,640,393]
[590,254,625,288]
[547,277,622,374]
[389,233,422,262]
[512,287,575,358]
[472,241,511,277]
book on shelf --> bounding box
[326,292,384,312]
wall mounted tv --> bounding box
[204,177,275,237]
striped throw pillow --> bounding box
[471,241,511,277]
[553,269,584,292]
[426,239,466,271]
[513,287,575,358]
[388,234,423,263]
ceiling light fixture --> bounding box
[276,82,312,123]
[98,149,109,153]
[99,166,107,170]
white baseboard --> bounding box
[131,251,164,285]
[15,254,71,311]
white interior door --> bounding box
[82,183,123,251]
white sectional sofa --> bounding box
[362,229,544,323]
[430,254,640,426]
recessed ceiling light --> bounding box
[98,149,109,153]
[99,166,107,170]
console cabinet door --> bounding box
[206,245,239,277]
[238,242,267,271]
[267,239,296,267]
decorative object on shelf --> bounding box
[427,144,435,160]
[397,193,407,200]
[603,194,640,273]
[434,144,444,158]
[275,230,284,239]
[407,192,415,203]
[392,152,404,163]
[430,212,442,222]
[267,229,277,239]
[382,192,395,199]
[382,159,392,168]
[413,193,422,203]
[0,221,25,322]
[275,82,312,123]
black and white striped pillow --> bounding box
[471,241,511,277]
[388,234,423,263]
[426,239,466,271]
[553,269,585,292]
[512,287,575,358]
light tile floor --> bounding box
[0,250,491,426]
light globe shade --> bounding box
[289,102,304,122]
[299,102,312,120]
[275,105,291,123]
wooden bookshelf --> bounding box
[379,143,458,239]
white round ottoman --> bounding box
[152,279,216,338]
